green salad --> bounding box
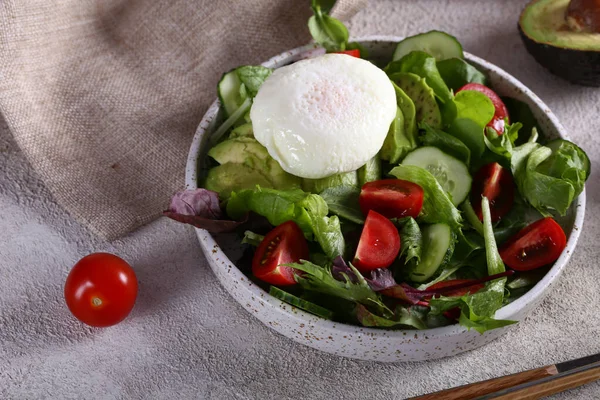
[166,1,591,333]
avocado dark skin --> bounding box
[519,0,600,87]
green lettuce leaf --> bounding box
[436,58,489,91]
[356,304,427,330]
[429,198,514,334]
[226,187,344,258]
[399,217,422,265]
[419,122,471,165]
[511,139,589,216]
[319,185,365,224]
[448,90,495,157]
[389,165,462,229]
[289,260,388,311]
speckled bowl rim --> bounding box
[186,36,586,340]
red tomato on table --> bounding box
[457,83,509,134]
[500,217,567,271]
[64,253,138,327]
[252,221,309,286]
[359,179,424,219]
[353,210,401,272]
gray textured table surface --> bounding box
[2,0,600,398]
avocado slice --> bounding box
[206,137,302,198]
[519,0,600,86]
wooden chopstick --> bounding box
[410,362,600,400]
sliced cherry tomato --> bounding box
[471,162,515,222]
[335,49,361,58]
[353,210,401,272]
[457,83,509,134]
[500,217,567,271]
[252,221,309,286]
[359,179,424,219]
[426,279,485,299]
[64,253,138,328]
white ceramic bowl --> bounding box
[185,37,586,362]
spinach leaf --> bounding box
[419,122,471,165]
[308,0,349,52]
[320,185,364,225]
[448,90,495,158]
[226,187,344,258]
[436,58,489,91]
[389,165,462,229]
[400,217,422,265]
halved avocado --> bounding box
[519,0,600,86]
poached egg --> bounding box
[250,54,397,179]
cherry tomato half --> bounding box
[252,221,309,286]
[457,83,509,134]
[471,162,515,222]
[353,210,401,272]
[359,179,424,219]
[500,217,567,271]
[64,253,138,327]
[426,279,485,299]
[334,49,361,58]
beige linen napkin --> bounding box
[0,0,365,240]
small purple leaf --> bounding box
[164,189,246,233]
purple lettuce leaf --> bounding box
[163,189,247,233]
[331,256,397,291]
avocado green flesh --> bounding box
[520,0,600,50]
[205,137,301,198]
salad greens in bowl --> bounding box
[166,4,589,361]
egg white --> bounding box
[250,53,397,179]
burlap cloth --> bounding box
[0,0,365,240]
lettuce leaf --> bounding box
[319,185,364,224]
[356,304,427,330]
[419,122,471,165]
[389,165,462,229]
[428,197,515,334]
[436,58,489,91]
[399,217,422,265]
[164,189,247,232]
[226,187,344,258]
[289,260,389,312]
[447,90,495,157]
[511,139,589,216]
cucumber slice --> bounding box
[402,146,472,205]
[409,223,455,283]
[390,72,442,129]
[218,71,243,118]
[269,286,334,320]
[393,31,464,62]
